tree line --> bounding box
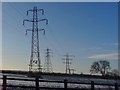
[90,60,119,76]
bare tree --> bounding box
[90,60,111,76]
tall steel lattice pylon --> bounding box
[43,48,53,73]
[62,53,75,74]
[23,7,48,72]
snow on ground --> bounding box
[41,74,120,84]
[0,73,120,90]
[41,74,120,89]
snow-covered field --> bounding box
[0,73,120,90]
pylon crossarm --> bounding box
[27,10,33,15]
[69,55,75,57]
[37,19,48,25]
[37,9,44,15]
[23,19,33,25]
[62,58,66,60]
[25,29,32,35]
[38,29,45,35]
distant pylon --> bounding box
[62,53,75,74]
[70,69,76,74]
[23,7,48,72]
[43,48,53,73]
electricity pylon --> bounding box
[62,53,75,74]
[43,48,53,73]
[23,6,48,72]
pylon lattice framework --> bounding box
[43,48,53,73]
[62,53,75,74]
[23,6,48,72]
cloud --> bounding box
[113,43,119,46]
[88,53,119,60]
[80,47,102,51]
[102,43,119,46]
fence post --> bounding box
[3,75,7,90]
[115,83,118,90]
[35,77,39,90]
[91,81,94,90]
[64,79,67,90]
